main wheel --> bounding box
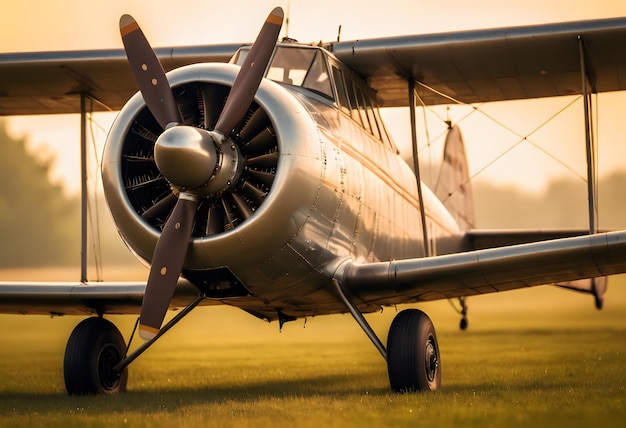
[64,317,128,395]
[387,309,441,392]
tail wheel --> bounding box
[387,309,441,392]
[120,81,279,237]
[64,317,128,395]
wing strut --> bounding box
[578,36,608,309]
[408,79,430,257]
[79,92,109,282]
[80,92,89,283]
[578,36,599,235]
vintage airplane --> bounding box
[1,6,626,395]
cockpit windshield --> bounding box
[233,46,334,100]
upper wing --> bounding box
[3,17,626,115]
[0,44,241,115]
[340,230,626,305]
[330,17,626,107]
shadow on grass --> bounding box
[3,372,617,417]
[0,372,391,416]
[444,326,626,337]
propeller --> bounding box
[120,14,181,129]
[119,7,284,340]
[214,7,284,135]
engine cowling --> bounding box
[102,63,323,280]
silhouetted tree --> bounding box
[0,120,80,267]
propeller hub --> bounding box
[199,131,245,197]
[154,126,218,188]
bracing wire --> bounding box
[414,87,483,186]
[477,95,585,180]
[414,80,588,204]
[423,106,481,148]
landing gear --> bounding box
[387,309,441,392]
[459,297,469,330]
[64,317,128,395]
[449,297,469,330]
[61,295,204,395]
[334,281,442,392]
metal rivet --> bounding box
[160,267,167,276]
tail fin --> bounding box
[434,125,475,231]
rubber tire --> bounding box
[387,309,441,392]
[64,317,128,395]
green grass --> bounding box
[1,274,625,427]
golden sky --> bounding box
[3,0,626,194]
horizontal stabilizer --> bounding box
[555,276,608,309]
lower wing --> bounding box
[0,278,206,316]
[340,230,626,304]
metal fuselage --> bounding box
[102,44,464,320]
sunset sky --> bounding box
[2,0,626,194]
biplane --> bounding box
[1,7,626,394]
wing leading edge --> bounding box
[340,230,626,304]
[0,278,208,316]
[0,44,241,115]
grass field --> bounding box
[0,269,625,427]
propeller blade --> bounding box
[139,193,198,340]
[214,7,283,135]
[120,14,181,129]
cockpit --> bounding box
[232,44,393,149]
[232,44,333,99]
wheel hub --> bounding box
[424,338,438,382]
[97,344,123,391]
